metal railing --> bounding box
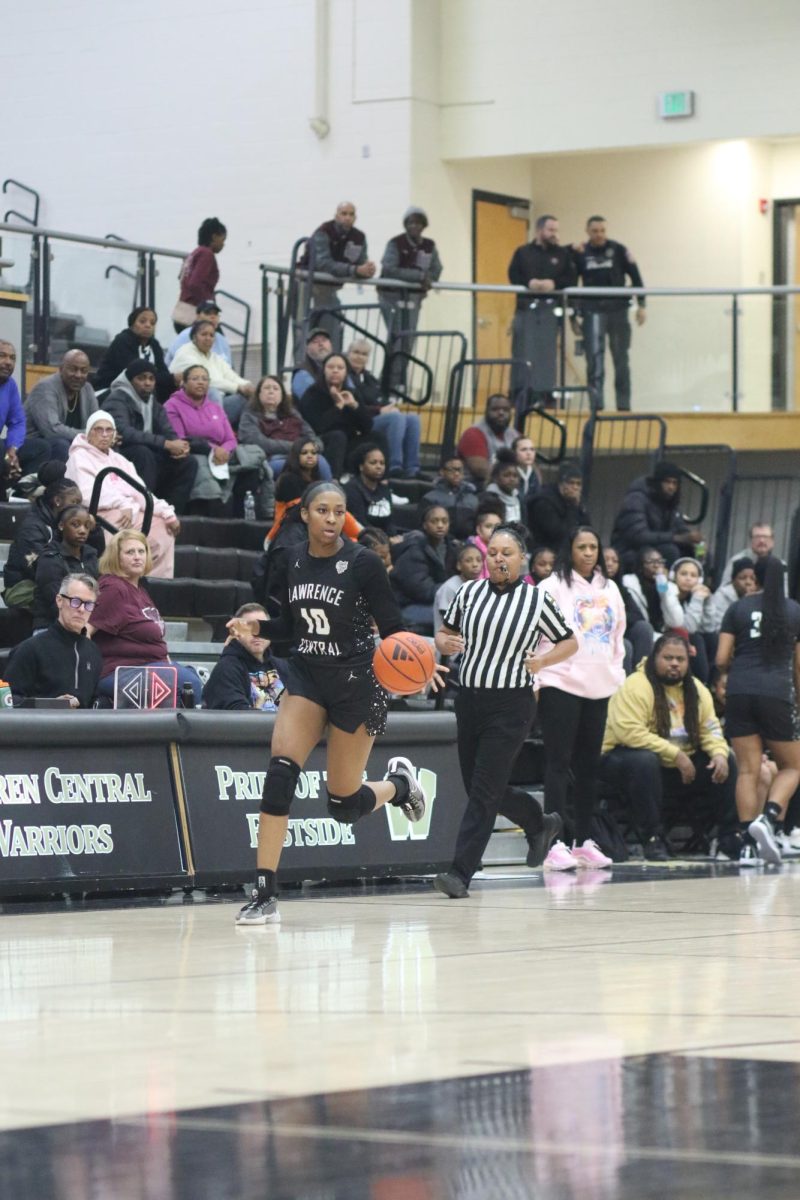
[261,259,800,413]
[88,466,153,537]
[0,222,251,371]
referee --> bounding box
[433,523,578,898]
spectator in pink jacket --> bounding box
[67,411,179,578]
[535,525,626,871]
[164,365,267,518]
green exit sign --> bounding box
[659,90,695,119]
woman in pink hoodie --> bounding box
[164,365,266,517]
[536,526,626,870]
[67,411,179,578]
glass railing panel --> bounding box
[46,240,145,368]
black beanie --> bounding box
[125,360,157,382]
[731,556,755,578]
[653,460,681,483]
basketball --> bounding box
[373,631,436,695]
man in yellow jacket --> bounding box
[600,634,741,862]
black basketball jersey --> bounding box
[261,539,404,666]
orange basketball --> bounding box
[373,631,436,695]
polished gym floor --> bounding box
[2,863,800,1198]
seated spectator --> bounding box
[105,361,197,514]
[343,443,398,539]
[671,556,714,682]
[164,366,269,519]
[238,374,329,480]
[292,327,332,401]
[434,542,484,624]
[358,527,393,572]
[467,500,504,579]
[32,505,99,629]
[67,411,180,578]
[169,321,255,427]
[25,350,98,461]
[421,455,478,541]
[526,545,555,586]
[457,394,517,484]
[88,530,202,705]
[0,340,51,492]
[391,505,459,633]
[299,352,373,478]
[621,547,684,645]
[172,217,227,331]
[346,338,423,478]
[3,463,91,604]
[611,461,702,570]
[484,449,523,523]
[513,435,541,507]
[6,574,102,708]
[603,544,653,673]
[165,301,231,367]
[203,603,284,712]
[708,556,757,632]
[600,634,741,862]
[93,306,174,401]
[719,522,786,589]
[527,460,590,552]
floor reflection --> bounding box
[3,1054,800,1199]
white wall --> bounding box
[440,0,800,159]
[2,0,423,348]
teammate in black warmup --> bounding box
[230,481,444,924]
[716,555,800,865]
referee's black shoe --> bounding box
[434,871,469,899]
[526,812,563,868]
[385,756,426,822]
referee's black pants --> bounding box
[452,687,542,885]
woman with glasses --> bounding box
[5,574,103,708]
[621,546,684,654]
[88,530,202,706]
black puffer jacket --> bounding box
[4,499,105,593]
[611,475,689,559]
[527,483,590,552]
[390,531,459,606]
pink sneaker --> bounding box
[543,840,578,871]
[572,839,613,869]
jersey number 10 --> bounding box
[300,607,331,636]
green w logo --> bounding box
[384,768,437,841]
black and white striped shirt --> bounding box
[443,578,573,689]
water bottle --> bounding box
[243,491,256,522]
[181,682,196,709]
[695,540,707,561]
[655,571,669,596]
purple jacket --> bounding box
[164,389,237,453]
[0,377,26,449]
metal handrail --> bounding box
[214,289,251,376]
[260,260,800,299]
[88,466,154,537]
[2,180,40,226]
[0,221,187,258]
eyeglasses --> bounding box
[644,558,666,567]
[61,596,96,611]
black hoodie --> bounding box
[6,621,102,706]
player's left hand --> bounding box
[636,307,647,327]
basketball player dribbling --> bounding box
[227,481,446,925]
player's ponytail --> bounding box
[756,555,789,665]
